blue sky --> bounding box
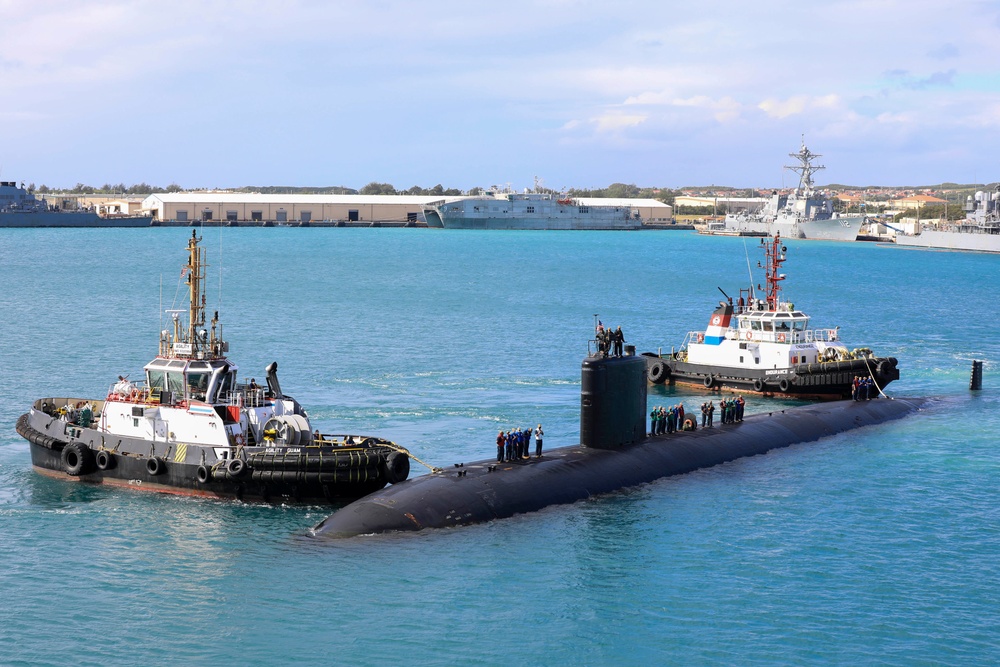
[2,0,1000,191]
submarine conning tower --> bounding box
[580,352,647,449]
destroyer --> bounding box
[0,180,153,227]
[16,231,410,502]
[894,184,1000,253]
[642,234,899,398]
[724,141,863,241]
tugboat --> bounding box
[642,234,900,399]
[16,231,411,502]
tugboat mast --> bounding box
[160,230,225,360]
[761,233,787,311]
[186,229,206,351]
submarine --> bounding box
[311,351,925,539]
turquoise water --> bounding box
[1,228,998,665]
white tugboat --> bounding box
[724,141,864,241]
[17,231,411,502]
[642,234,899,398]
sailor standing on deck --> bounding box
[613,326,624,357]
[534,424,543,457]
[497,431,505,462]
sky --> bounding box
[3,0,1000,191]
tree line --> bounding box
[27,180,677,203]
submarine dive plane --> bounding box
[312,351,924,539]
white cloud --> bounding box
[758,95,845,119]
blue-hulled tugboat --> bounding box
[642,234,900,399]
[17,231,411,502]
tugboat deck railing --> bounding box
[684,327,840,347]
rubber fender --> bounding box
[197,465,212,484]
[61,442,94,476]
[703,375,714,388]
[778,378,790,392]
[752,378,764,392]
[226,458,248,478]
[648,361,668,384]
[146,456,165,476]
[384,451,410,485]
[95,450,115,471]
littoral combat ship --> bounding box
[17,231,410,502]
[423,185,641,230]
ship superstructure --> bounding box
[724,142,864,241]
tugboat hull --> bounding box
[643,353,900,399]
[18,411,404,503]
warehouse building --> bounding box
[141,193,438,225]
[141,192,672,226]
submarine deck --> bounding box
[312,397,927,539]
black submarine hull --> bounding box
[312,395,926,539]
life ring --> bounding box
[146,456,165,476]
[196,465,212,484]
[778,378,790,392]
[648,361,668,384]
[61,442,94,476]
[777,333,786,343]
[384,451,410,485]
[745,331,752,341]
[95,450,115,470]
[226,458,248,478]
[711,315,721,325]
[752,378,764,392]
[703,375,714,388]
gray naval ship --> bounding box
[724,141,864,241]
[894,184,1000,253]
[0,180,152,227]
[423,184,642,230]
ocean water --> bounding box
[1,228,998,666]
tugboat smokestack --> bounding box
[266,361,284,398]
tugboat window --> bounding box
[148,370,166,393]
[166,372,185,397]
[188,373,210,401]
[218,371,235,400]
